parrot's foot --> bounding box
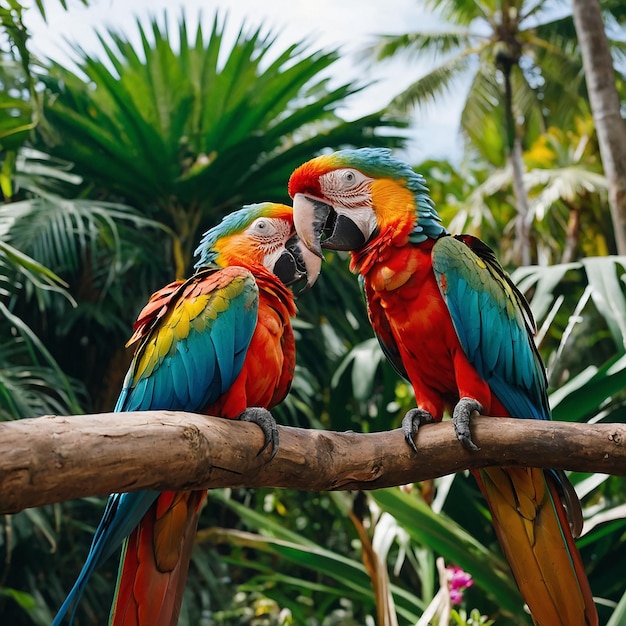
[238,407,279,461]
[402,408,435,453]
[452,398,482,451]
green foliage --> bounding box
[0,0,89,191]
[2,2,626,625]
[370,488,523,620]
[198,489,425,625]
[365,0,603,159]
[512,257,626,400]
[39,13,407,274]
[1,149,172,417]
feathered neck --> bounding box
[253,266,297,318]
[408,181,447,244]
[346,155,447,275]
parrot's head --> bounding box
[193,202,320,289]
[288,148,447,285]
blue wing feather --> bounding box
[52,268,259,625]
[171,350,191,406]
[432,235,549,421]
[210,314,238,395]
[431,235,588,599]
[192,331,219,406]
[118,269,258,412]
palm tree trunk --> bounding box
[503,65,531,265]
[561,204,581,264]
[510,136,531,265]
[572,0,626,255]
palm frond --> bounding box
[0,303,83,418]
[42,12,405,203]
[366,29,478,62]
[3,193,169,299]
[0,239,68,301]
[425,0,491,25]
[526,166,607,219]
[39,11,407,271]
[389,48,476,112]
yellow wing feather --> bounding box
[128,270,256,390]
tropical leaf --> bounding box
[0,303,83,418]
[204,490,426,624]
[391,49,476,112]
[39,13,407,273]
[582,257,626,351]
[3,194,170,294]
[425,0,487,26]
[512,262,579,322]
[368,29,478,61]
[550,352,626,423]
[331,338,388,402]
[0,239,68,299]
[370,488,525,620]
[607,589,626,626]
[512,257,626,355]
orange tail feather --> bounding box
[110,490,206,626]
[475,466,597,626]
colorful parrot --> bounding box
[288,148,598,626]
[52,202,319,626]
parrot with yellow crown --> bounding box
[288,147,597,626]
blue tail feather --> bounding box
[52,491,159,625]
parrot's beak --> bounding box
[292,194,329,259]
[291,193,329,289]
[273,233,321,293]
[292,193,369,260]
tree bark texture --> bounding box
[1,411,625,514]
[572,0,626,254]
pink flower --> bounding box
[446,566,473,605]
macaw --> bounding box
[52,202,319,626]
[288,148,598,626]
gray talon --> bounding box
[238,407,279,460]
[452,398,482,451]
[402,408,435,453]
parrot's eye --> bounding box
[340,169,363,188]
[320,168,370,196]
[249,218,277,236]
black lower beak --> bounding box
[322,214,368,251]
[292,194,367,254]
[273,236,309,287]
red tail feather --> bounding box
[110,491,205,626]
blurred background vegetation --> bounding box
[2,1,626,624]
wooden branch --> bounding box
[1,411,625,514]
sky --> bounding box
[23,0,466,162]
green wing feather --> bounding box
[432,235,550,421]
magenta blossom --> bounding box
[446,565,474,604]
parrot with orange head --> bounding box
[53,202,319,626]
[288,147,597,626]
